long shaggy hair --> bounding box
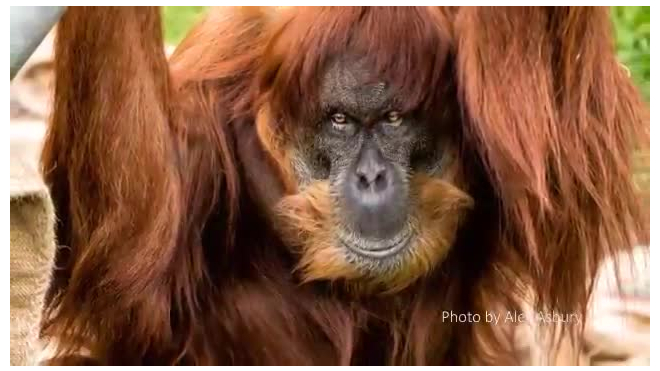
[39,6,648,365]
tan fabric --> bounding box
[10,122,56,366]
[548,248,651,366]
[583,248,651,365]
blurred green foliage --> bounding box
[162,6,650,100]
[162,6,207,45]
[611,6,650,100]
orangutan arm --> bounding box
[39,7,183,364]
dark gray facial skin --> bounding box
[290,58,446,269]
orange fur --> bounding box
[255,105,298,194]
[38,6,648,365]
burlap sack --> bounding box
[10,123,56,366]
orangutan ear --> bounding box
[452,7,648,315]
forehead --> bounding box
[318,57,396,117]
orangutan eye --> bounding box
[331,112,349,130]
[385,111,403,127]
